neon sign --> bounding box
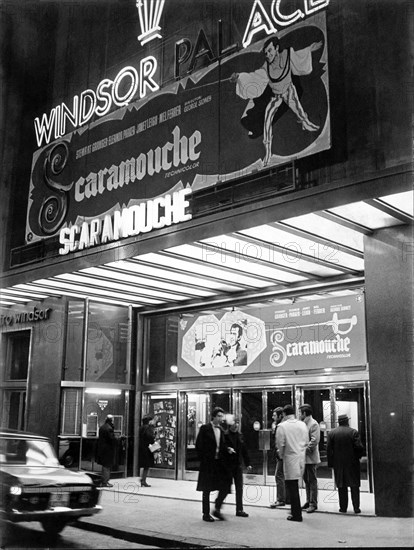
[34,58,159,148]
[242,0,330,48]
[135,0,166,46]
[58,188,192,255]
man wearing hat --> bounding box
[96,414,117,487]
[327,413,364,514]
[276,404,308,522]
[299,404,320,513]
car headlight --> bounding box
[9,486,22,496]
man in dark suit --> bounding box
[224,415,252,517]
[196,407,231,521]
[327,413,364,514]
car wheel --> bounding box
[41,518,68,536]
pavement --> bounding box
[73,477,414,548]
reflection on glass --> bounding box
[64,301,84,381]
[241,392,263,475]
[86,303,128,383]
[185,392,209,471]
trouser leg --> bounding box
[275,460,286,503]
[202,491,210,516]
[338,486,349,511]
[234,466,244,511]
[263,97,282,164]
[284,84,319,131]
[140,467,149,482]
[215,488,228,510]
[350,486,360,510]
[102,466,110,484]
[306,464,318,506]
[286,479,302,519]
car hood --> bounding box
[2,466,94,486]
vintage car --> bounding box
[0,428,102,535]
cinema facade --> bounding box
[0,0,412,517]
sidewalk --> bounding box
[73,478,414,548]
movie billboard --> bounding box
[26,13,329,242]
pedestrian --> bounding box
[138,415,156,487]
[96,414,117,487]
[327,413,364,514]
[224,414,252,517]
[299,404,320,513]
[269,407,290,508]
[276,404,308,522]
[195,407,232,522]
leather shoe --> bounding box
[339,509,347,513]
[236,511,249,517]
[301,502,309,510]
[141,481,151,487]
[354,508,361,514]
[269,501,286,508]
[212,509,225,520]
[203,514,215,522]
[306,506,317,513]
[287,515,302,522]
[102,482,113,487]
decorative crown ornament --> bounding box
[136,0,166,46]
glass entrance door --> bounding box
[182,390,230,481]
[240,388,293,485]
[299,384,370,492]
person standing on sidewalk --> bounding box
[299,404,320,513]
[96,414,117,487]
[276,404,308,522]
[327,413,364,514]
[269,407,290,508]
[196,407,232,522]
[224,415,252,517]
[138,415,156,487]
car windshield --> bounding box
[0,437,60,467]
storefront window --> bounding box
[86,303,129,383]
[63,301,84,381]
[6,330,30,380]
[144,393,177,470]
[60,388,81,435]
[146,315,179,383]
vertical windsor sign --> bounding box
[27,5,330,245]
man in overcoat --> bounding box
[299,404,320,513]
[327,413,364,513]
[96,414,117,487]
[196,407,232,521]
[276,404,309,522]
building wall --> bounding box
[364,225,414,517]
[0,0,412,262]
[0,298,65,445]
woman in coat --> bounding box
[138,415,156,487]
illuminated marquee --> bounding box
[34,58,159,148]
[243,0,330,47]
[58,188,192,255]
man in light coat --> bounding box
[299,404,320,513]
[276,404,309,522]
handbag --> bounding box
[148,441,161,453]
